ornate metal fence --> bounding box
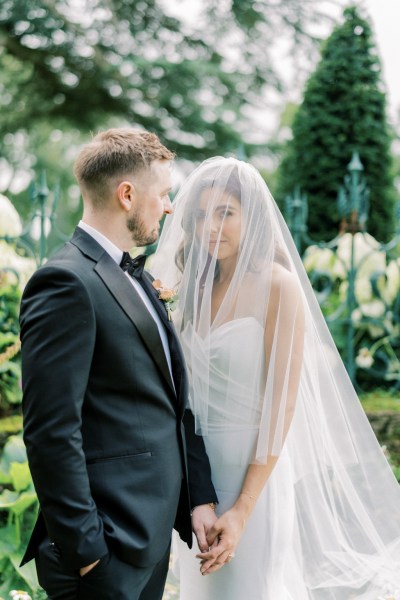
[285,153,400,389]
[0,171,69,365]
[0,171,70,270]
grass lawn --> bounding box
[359,388,400,413]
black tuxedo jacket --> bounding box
[20,228,217,570]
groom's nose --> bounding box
[163,195,173,215]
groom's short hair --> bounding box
[74,127,174,206]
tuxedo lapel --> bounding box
[96,258,176,397]
[140,273,187,409]
[70,230,176,396]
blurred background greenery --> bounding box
[0,0,398,235]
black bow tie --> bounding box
[120,252,147,278]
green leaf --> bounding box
[9,553,40,592]
[0,361,21,376]
[0,436,27,473]
[10,491,38,517]
[0,467,12,484]
[0,415,23,434]
[3,385,23,404]
[0,488,19,508]
[0,524,19,557]
[10,462,32,493]
[0,332,19,347]
[0,560,31,596]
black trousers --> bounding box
[35,537,171,600]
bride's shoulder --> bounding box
[242,266,302,312]
[270,263,300,294]
[245,263,300,296]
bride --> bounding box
[151,157,400,599]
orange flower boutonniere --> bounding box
[152,279,178,321]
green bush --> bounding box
[0,436,40,596]
[0,276,22,416]
[277,5,396,242]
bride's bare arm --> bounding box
[197,268,305,574]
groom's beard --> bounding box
[127,215,159,246]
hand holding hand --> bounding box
[196,505,247,575]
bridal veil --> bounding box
[151,156,400,596]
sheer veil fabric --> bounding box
[151,157,400,596]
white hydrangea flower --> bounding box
[305,234,390,309]
[9,591,32,600]
[361,299,386,319]
[355,347,374,369]
[351,308,362,324]
[350,299,387,339]
[303,246,333,272]
[381,259,400,306]
[0,241,36,288]
[303,246,346,278]
[355,276,374,304]
[337,233,387,302]
[0,194,22,237]
[337,232,384,274]
[367,323,385,339]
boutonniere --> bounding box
[152,279,178,321]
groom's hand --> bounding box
[79,559,100,577]
[196,507,245,575]
[191,504,218,553]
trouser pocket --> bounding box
[35,537,79,599]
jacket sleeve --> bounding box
[20,265,108,569]
[182,408,218,509]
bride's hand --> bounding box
[195,505,247,575]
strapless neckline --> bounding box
[210,316,263,336]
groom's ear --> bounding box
[117,180,135,212]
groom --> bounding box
[19,128,218,599]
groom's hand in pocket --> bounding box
[79,559,100,577]
[191,504,219,553]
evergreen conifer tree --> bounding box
[277,6,395,242]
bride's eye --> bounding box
[194,209,206,221]
[219,209,233,219]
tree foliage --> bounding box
[0,0,335,160]
[277,5,396,242]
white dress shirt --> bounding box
[78,221,174,383]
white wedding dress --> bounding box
[173,317,308,600]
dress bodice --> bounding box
[182,317,265,430]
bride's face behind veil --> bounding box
[166,158,296,336]
[195,189,242,266]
